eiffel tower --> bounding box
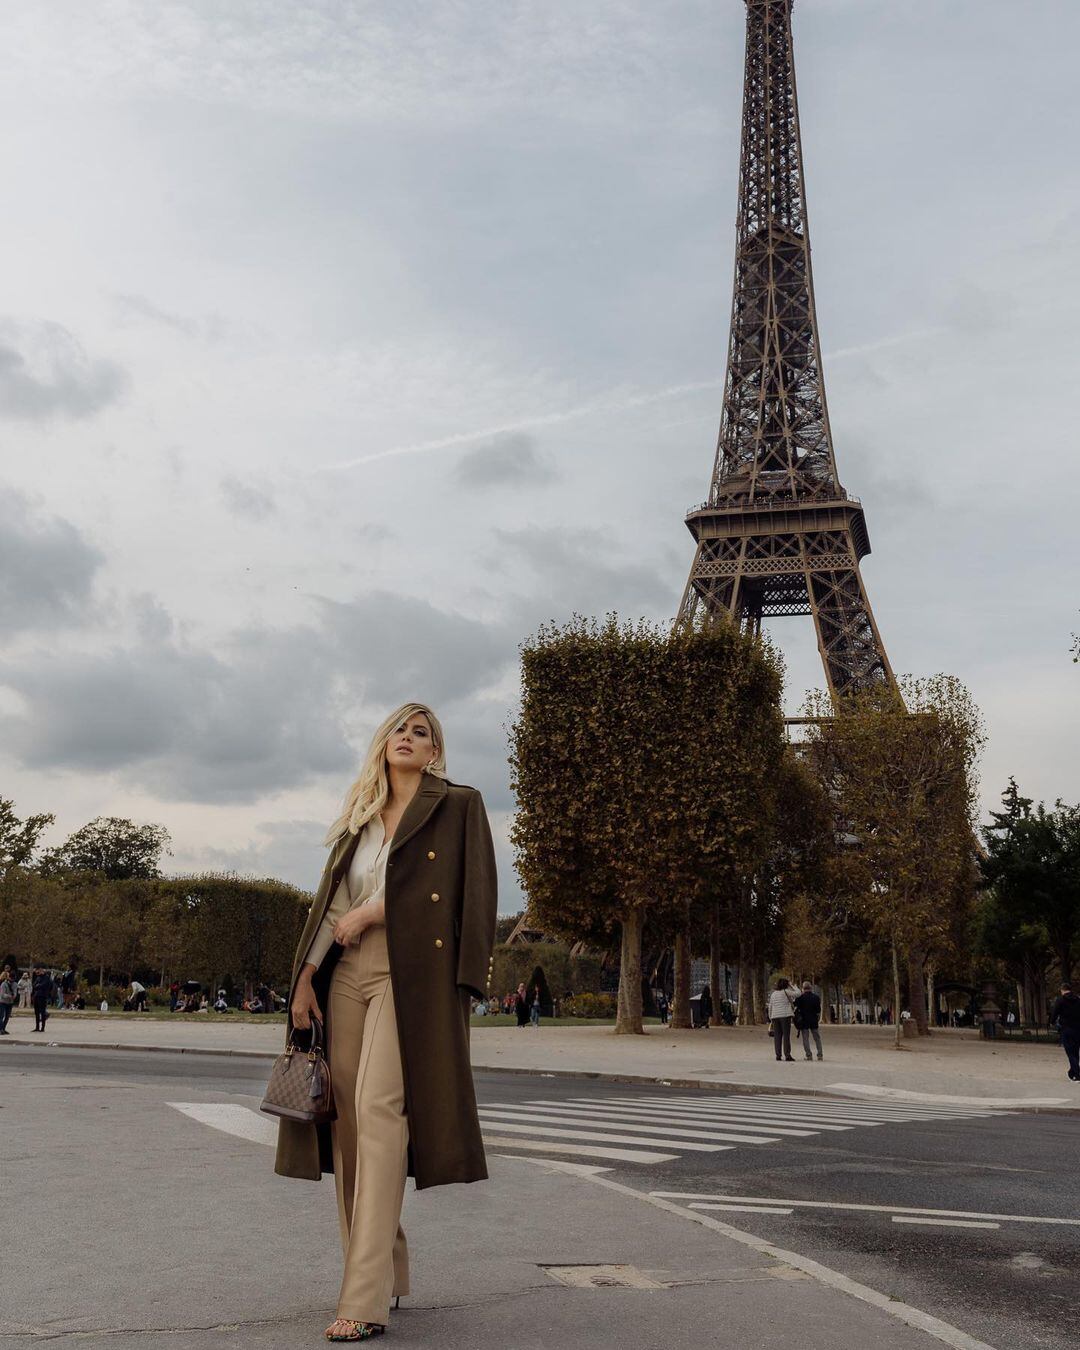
[676,0,894,698]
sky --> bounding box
[1,0,1077,911]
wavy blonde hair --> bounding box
[323,702,448,847]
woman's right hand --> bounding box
[291,974,322,1031]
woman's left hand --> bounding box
[334,896,384,946]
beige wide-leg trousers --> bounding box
[328,923,410,1324]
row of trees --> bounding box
[510,616,988,1041]
[0,805,309,995]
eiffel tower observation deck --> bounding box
[676,0,894,699]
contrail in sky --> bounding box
[313,328,936,474]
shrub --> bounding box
[563,992,617,1019]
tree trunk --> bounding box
[98,962,105,990]
[908,947,930,1036]
[708,902,722,1027]
[737,931,754,1025]
[891,943,905,1050]
[671,925,693,1029]
[615,908,644,1035]
[754,960,768,1025]
[926,965,936,1029]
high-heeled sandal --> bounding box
[324,1318,385,1341]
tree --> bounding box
[175,874,310,994]
[980,779,1080,995]
[0,797,54,878]
[41,816,171,880]
[804,676,984,1048]
[510,615,784,1034]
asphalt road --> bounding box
[3,1044,1077,1350]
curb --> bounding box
[6,1037,1079,1113]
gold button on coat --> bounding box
[427,851,436,860]
[431,892,440,902]
[435,939,443,949]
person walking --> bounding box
[793,981,823,1061]
[1049,982,1080,1082]
[655,990,669,1025]
[16,970,31,1009]
[529,984,541,1028]
[31,968,53,1032]
[0,965,16,1034]
[699,984,713,1029]
[514,982,529,1028]
[767,978,796,1062]
[278,702,497,1343]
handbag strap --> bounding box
[288,1014,325,1056]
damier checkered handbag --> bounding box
[260,1015,336,1125]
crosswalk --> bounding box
[479,1092,1010,1168]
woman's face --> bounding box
[385,712,437,772]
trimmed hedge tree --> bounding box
[510,615,785,1034]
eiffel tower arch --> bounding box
[676,0,895,699]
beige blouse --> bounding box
[304,819,390,970]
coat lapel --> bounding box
[390,775,447,855]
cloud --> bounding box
[0,590,518,803]
[0,486,105,633]
[194,819,328,889]
[452,433,557,488]
[113,293,227,343]
[220,475,276,522]
[495,525,678,616]
[320,591,517,709]
[0,318,126,420]
[0,621,351,802]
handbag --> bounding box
[260,1015,336,1125]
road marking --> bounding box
[527,1161,997,1350]
[632,1093,1002,1121]
[479,1106,778,1145]
[475,1115,731,1151]
[539,1100,826,1135]
[828,1082,1067,1108]
[891,1217,1000,1230]
[486,1138,672,1164]
[652,1193,1080,1227]
[168,1101,278,1145]
[698,1203,795,1216]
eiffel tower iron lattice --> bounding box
[676,0,894,699]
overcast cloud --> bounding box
[0,0,1077,909]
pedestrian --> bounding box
[169,981,180,1012]
[31,967,53,1032]
[514,982,529,1027]
[127,979,147,1012]
[1049,982,1080,1082]
[279,701,497,1342]
[529,983,542,1028]
[699,984,713,1029]
[767,977,796,1062]
[655,990,669,1024]
[17,970,31,1009]
[793,981,823,1061]
[0,965,16,1034]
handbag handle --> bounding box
[288,1013,325,1056]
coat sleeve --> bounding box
[456,789,498,999]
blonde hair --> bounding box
[323,702,448,847]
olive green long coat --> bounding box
[273,776,497,1190]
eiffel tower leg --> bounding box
[806,556,894,698]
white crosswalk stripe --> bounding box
[481,1091,1009,1168]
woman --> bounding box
[276,703,497,1342]
[513,982,529,1028]
[767,977,796,1062]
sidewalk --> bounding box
[6,1008,1076,1108]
